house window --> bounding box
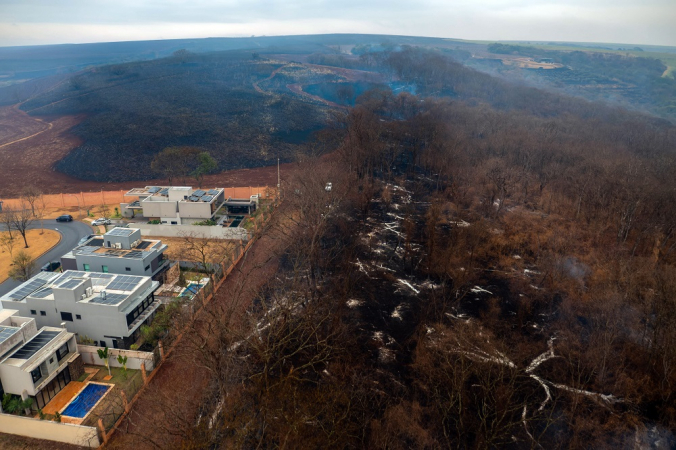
[100,340,106,348]
[76,314,82,320]
[83,263,90,271]
[30,310,36,315]
[145,265,150,271]
[56,342,69,361]
[60,312,73,322]
[102,265,109,273]
[125,267,131,272]
[171,221,177,225]
[40,311,46,316]
[49,358,54,364]
[30,367,42,384]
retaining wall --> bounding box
[0,413,100,447]
[135,223,250,240]
[77,345,155,372]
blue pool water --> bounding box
[61,383,111,418]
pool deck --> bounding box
[40,367,99,420]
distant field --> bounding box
[508,42,676,79]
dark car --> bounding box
[56,214,73,222]
[41,261,61,272]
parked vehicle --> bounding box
[92,218,111,226]
[56,215,73,222]
[41,261,61,272]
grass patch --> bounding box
[0,229,61,284]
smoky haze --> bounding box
[0,0,674,47]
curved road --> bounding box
[0,220,93,297]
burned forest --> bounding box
[112,47,676,450]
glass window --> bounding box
[30,310,36,315]
[31,366,42,383]
[145,265,150,271]
[56,342,69,361]
[100,340,106,348]
[102,265,109,273]
[60,312,73,322]
[125,267,131,271]
[76,314,81,320]
[83,263,90,271]
[40,311,46,316]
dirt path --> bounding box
[252,63,291,94]
[0,116,52,149]
[287,82,347,109]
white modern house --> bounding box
[0,270,160,350]
[60,228,169,279]
[0,309,81,412]
[122,186,226,225]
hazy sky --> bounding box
[0,0,674,47]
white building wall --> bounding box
[0,364,30,396]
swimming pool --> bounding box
[61,383,111,418]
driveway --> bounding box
[0,220,94,297]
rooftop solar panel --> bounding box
[88,238,104,247]
[201,195,214,202]
[135,241,151,250]
[90,273,115,279]
[32,288,54,299]
[207,189,219,195]
[6,278,47,301]
[193,189,206,197]
[74,246,99,255]
[0,326,19,344]
[89,292,128,305]
[106,275,143,292]
[107,228,134,237]
[123,251,144,259]
[159,188,169,195]
[148,186,161,193]
[59,279,83,289]
[9,330,60,360]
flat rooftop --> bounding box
[68,235,164,260]
[126,186,224,204]
[1,271,158,307]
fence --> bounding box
[82,368,145,437]
[134,223,250,240]
[0,412,100,447]
[0,186,277,210]
[76,345,156,372]
[2,190,128,210]
[101,198,275,445]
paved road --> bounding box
[0,220,94,297]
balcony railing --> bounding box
[128,298,162,331]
